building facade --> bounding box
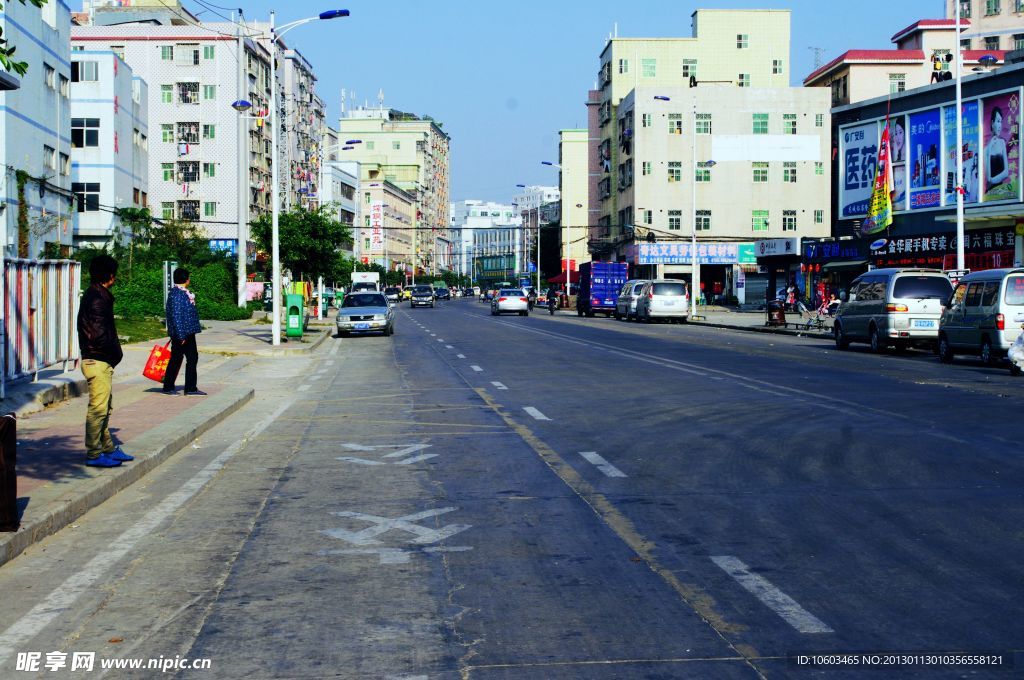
[69,50,148,248]
[949,0,1024,51]
[449,200,520,278]
[321,155,358,260]
[557,129,590,279]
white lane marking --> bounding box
[456,354,466,359]
[297,384,311,392]
[436,339,444,343]
[325,360,335,367]
[430,333,436,337]
[0,396,299,665]
[491,381,508,390]
[470,365,483,372]
[579,451,626,478]
[445,345,454,349]
[710,556,834,634]
[523,406,550,421]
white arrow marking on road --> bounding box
[457,354,466,359]
[491,382,508,390]
[710,556,834,634]
[579,452,626,478]
[395,454,438,465]
[523,407,550,421]
[471,365,483,372]
[317,546,472,565]
[337,443,435,466]
[336,457,386,466]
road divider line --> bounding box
[523,406,550,421]
[491,382,508,390]
[457,354,466,359]
[445,345,454,349]
[470,365,483,372]
[579,452,626,478]
[710,555,834,634]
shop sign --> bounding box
[637,242,743,265]
[870,226,1016,269]
[803,240,867,263]
[755,238,798,258]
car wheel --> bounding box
[1011,364,1022,377]
[834,323,849,350]
[869,325,885,354]
[938,334,954,363]
[980,338,996,366]
[520,311,528,317]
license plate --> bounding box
[912,319,936,329]
[355,323,370,330]
[663,300,676,306]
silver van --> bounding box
[614,279,650,321]
[635,280,689,323]
[834,268,952,352]
[938,268,1024,365]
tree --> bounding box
[250,206,351,282]
[0,1,47,77]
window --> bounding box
[72,182,100,212]
[815,113,824,127]
[203,45,215,60]
[783,162,797,183]
[177,161,199,183]
[161,163,174,181]
[44,63,56,89]
[737,34,749,48]
[682,59,697,78]
[178,201,200,221]
[738,73,750,88]
[177,122,199,144]
[178,82,199,104]
[695,113,711,134]
[203,162,216,178]
[782,210,797,231]
[668,210,682,230]
[59,74,69,97]
[889,73,906,94]
[60,153,70,176]
[642,161,651,176]
[71,118,100,148]
[618,58,628,74]
[642,113,652,128]
[752,113,768,134]
[202,124,216,140]
[366,141,375,150]
[1015,34,1024,51]
[140,134,147,151]
[984,36,1000,50]
[961,39,972,50]
[71,60,98,82]
[815,162,824,176]
[695,166,711,182]
[176,44,200,66]
[696,209,711,231]
[773,59,783,75]
[981,282,999,306]
[641,58,656,77]
[752,162,769,183]
[392,141,400,150]
[161,45,174,61]
[365,192,371,204]
[132,187,140,206]
[161,124,174,143]
[814,209,824,224]
[161,202,175,219]
[985,0,1001,14]
[203,84,216,100]
[668,113,683,134]
[44,145,56,170]
[782,113,797,135]
[668,162,682,182]
[752,210,769,231]
[72,45,84,52]
[643,209,652,224]
[161,84,173,104]
[204,202,217,217]
[958,0,971,17]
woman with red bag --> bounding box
[162,268,205,396]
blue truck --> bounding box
[577,261,629,317]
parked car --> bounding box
[435,287,451,301]
[938,268,1024,365]
[336,292,394,337]
[615,279,650,321]
[491,288,530,316]
[834,268,953,353]
[410,284,435,308]
[635,280,689,323]
[383,287,402,305]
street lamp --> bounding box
[263,9,350,345]
[516,183,541,292]
[542,161,574,295]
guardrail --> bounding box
[2,259,81,400]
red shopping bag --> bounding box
[142,341,172,383]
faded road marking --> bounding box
[491,381,508,390]
[457,354,466,359]
[579,451,626,478]
[297,384,311,392]
[471,365,483,372]
[523,406,550,421]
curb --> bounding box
[691,320,834,339]
[0,386,254,568]
[7,374,89,419]
[197,328,331,357]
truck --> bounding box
[350,271,380,292]
[577,261,629,317]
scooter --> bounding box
[1009,323,1024,377]
[548,296,557,316]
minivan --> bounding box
[834,268,952,352]
[938,268,1024,365]
[614,279,650,321]
[635,280,689,323]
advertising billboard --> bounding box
[909,109,942,209]
[943,100,981,205]
[839,122,878,218]
[981,91,1020,203]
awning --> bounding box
[822,259,868,271]
[547,270,580,284]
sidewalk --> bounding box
[0,318,327,568]
[688,308,836,339]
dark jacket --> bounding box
[78,283,123,367]
[166,286,202,341]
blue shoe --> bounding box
[108,446,134,462]
[86,454,122,468]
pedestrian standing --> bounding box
[78,255,133,467]
[163,267,206,396]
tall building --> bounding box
[281,48,324,211]
[595,9,791,247]
[557,130,590,280]
[1,0,72,258]
[511,185,559,278]
[337,105,451,276]
[69,50,148,248]
[949,0,1024,51]
[449,200,520,278]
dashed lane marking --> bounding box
[523,406,550,421]
[445,345,454,349]
[457,354,466,359]
[297,384,311,392]
[491,382,508,390]
[579,451,626,478]
[471,365,483,372]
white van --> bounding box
[938,268,1024,365]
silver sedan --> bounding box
[490,289,530,316]
[336,292,395,337]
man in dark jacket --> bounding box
[163,267,204,395]
[78,255,133,467]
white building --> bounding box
[70,50,148,248]
[0,0,72,258]
[322,155,359,260]
[449,200,520,277]
[510,185,559,276]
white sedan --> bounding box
[490,289,530,316]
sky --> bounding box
[183,0,943,203]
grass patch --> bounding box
[116,317,167,345]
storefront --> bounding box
[632,242,757,304]
[754,238,801,304]
[801,238,871,304]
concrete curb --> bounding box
[7,374,89,419]
[0,386,254,568]
[691,319,834,339]
[198,328,330,358]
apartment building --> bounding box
[949,0,1024,51]
[595,10,791,247]
[511,185,559,277]
[449,200,520,278]
[0,0,72,258]
[804,19,1007,107]
[69,50,148,248]
[358,178,415,278]
[557,130,590,277]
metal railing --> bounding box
[2,259,81,399]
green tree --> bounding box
[250,206,351,282]
[0,1,47,77]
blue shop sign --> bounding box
[803,240,868,263]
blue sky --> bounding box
[184,0,940,202]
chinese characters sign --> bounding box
[870,227,1016,269]
[840,122,877,217]
[369,201,384,254]
[637,243,742,265]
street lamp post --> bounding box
[516,184,541,292]
[954,8,965,272]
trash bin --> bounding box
[285,293,305,338]
[767,300,786,326]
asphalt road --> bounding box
[1,299,1020,679]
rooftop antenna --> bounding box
[340,88,346,114]
[808,46,826,69]
[377,88,385,109]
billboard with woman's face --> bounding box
[982,91,1020,202]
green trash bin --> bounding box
[285,293,305,338]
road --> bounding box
[1,298,1021,679]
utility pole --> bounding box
[808,46,826,69]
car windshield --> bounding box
[500,289,525,296]
[652,282,686,296]
[1005,275,1024,305]
[412,286,432,294]
[892,276,952,300]
[342,294,386,308]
